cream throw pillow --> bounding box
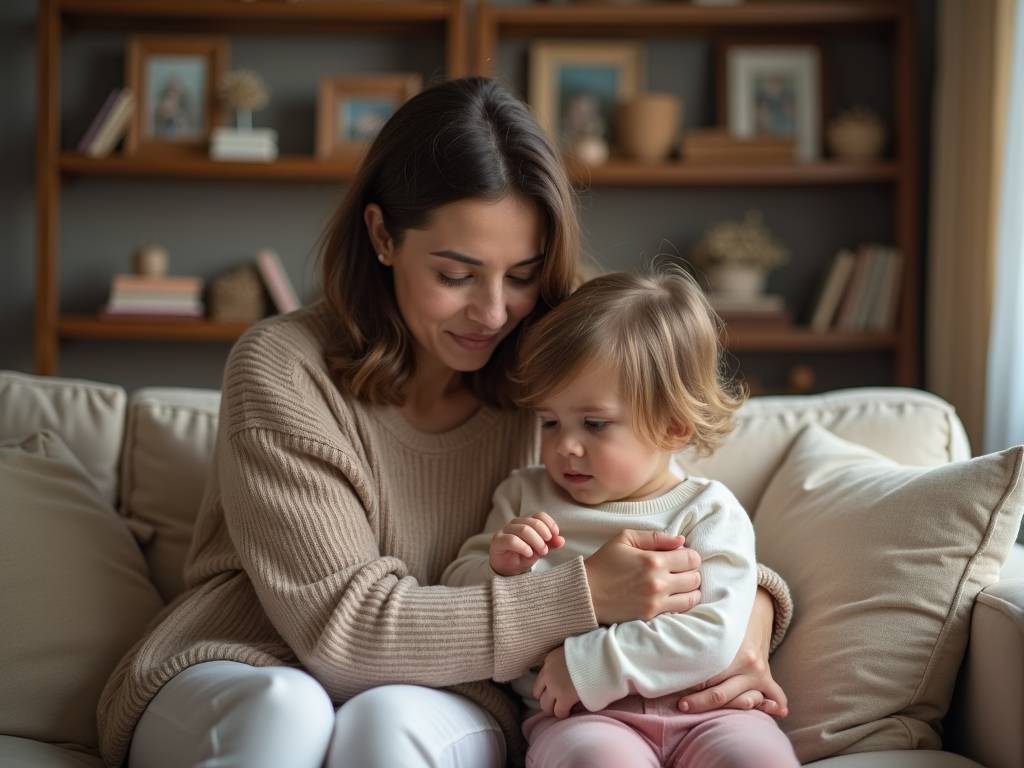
[753,424,1024,764]
[0,432,164,751]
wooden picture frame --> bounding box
[528,40,645,151]
[315,74,422,161]
[124,36,229,156]
[722,44,822,162]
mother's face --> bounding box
[364,195,546,374]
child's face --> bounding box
[536,365,678,505]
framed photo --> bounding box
[316,74,422,161]
[124,36,229,155]
[724,44,822,161]
[529,40,645,151]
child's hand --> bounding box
[489,512,565,577]
[533,645,580,719]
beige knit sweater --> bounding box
[97,302,793,768]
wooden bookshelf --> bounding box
[59,151,900,186]
[37,0,919,389]
[476,0,920,388]
[722,327,902,354]
[35,0,467,374]
[58,315,250,342]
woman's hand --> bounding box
[676,587,788,717]
[583,529,702,626]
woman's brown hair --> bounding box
[318,77,581,408]
[515,267,748,457]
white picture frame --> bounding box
[726,45,821,162]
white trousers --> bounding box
[128,660,506,768]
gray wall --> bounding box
[0,1,935,394]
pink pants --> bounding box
[523,693,799,768]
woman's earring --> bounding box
[377,254,386,264]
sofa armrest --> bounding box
[947,579,1024,768]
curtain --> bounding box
[985,0,1024,454]
[928,0,1017,453]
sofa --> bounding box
[1,369,1022,768]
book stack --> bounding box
[683,129,796,165]
[77,87,136,158]
[100,274,205,322]
[210,127,279,162]
[809,244,903,332]
[708,293,792,326]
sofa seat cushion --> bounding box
[0,736,105,768]
[0,432,164,751]
[0,371,126,506]
[806,749,983,767]
[753,425,1024,764]
[119,387,220,602]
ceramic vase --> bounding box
[706,264,767,297]
[616,93,683,163]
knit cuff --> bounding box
[490,557,598,682]
[756,562,793,654]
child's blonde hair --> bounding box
[515,266,747,457]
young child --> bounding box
[441,268,798,768]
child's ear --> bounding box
[665,423,692,451]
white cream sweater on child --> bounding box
[441,464,758,717]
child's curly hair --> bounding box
[514,266,747,457]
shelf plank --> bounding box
[54,314,898,352]
[485,1,902,38]
[60,152,900,186]
[722,326,902,353]
[59,153,358,182]
[58,0,454,25]
[567,159,900,187]
[58,315,251,342]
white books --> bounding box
[868,248,904,331]
[852,246,888,330]
[256,249,301,313]
[210,127,279,162]
[810,249,856,332]
[103,302,204,317]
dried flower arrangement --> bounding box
[691,210,790,272]
[218,70,270,130]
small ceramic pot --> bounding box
[133,243,169,277]
[616,93,683,163]
[706,264,767,298]
[827,115,886,162]
[571,136,609,167]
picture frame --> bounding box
[315,74,423,161]
[124,36,229,155]
[723,44,822,162]
[528,40,645,151]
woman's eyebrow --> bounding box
[429,250,544,267]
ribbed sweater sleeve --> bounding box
[214,324,598,695]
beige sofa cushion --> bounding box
[680,387,971,513]
[0,371,125,506]
[0,735,105,768]
[0,432,163,751]
[119,387,220,603]
[753,424,1024,764]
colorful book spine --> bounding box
[85,88,136,158]
[256,250,301,314]
[77,88,120,153]
[809,249,856,333]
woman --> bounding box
[98,77,790,768]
